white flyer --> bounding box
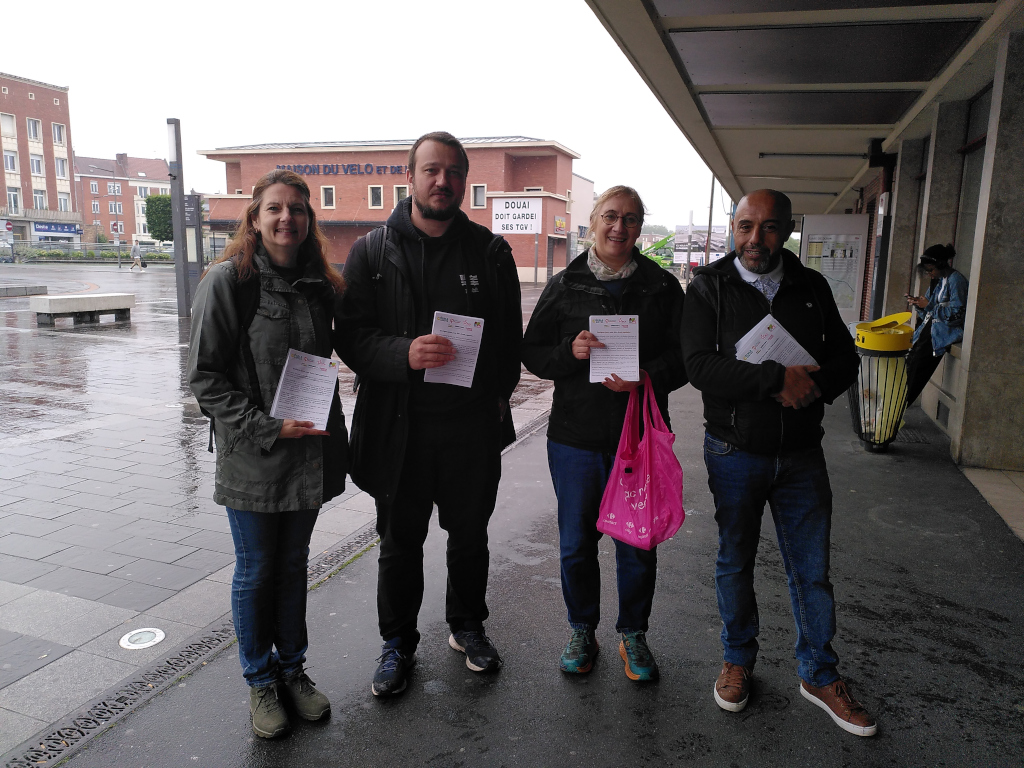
[268,348,339,431]
[734,314,817,367]
[589,315,640,383]
[423,311,485,388]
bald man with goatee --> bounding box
[682,190,876,737]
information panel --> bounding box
[799,214,870,324]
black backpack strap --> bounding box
[352,226,388,394]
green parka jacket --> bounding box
[187,250,348,512]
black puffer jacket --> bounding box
[682,250,858,454]
[335,198,522,503]
[522,250,687,453]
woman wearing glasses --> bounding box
[523,185,686,681]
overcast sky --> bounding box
[3,0,735,228]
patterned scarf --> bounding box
[587,249,638,282]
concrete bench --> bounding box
[0,284,47,297]
[30,293,135,326]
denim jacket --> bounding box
[912,269,968,355]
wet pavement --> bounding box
[2,263,1023,766]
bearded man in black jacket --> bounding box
[336,132,522,698]
[682,189,876,737]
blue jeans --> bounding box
[547,440,658,633]
[225,507,319,687]
[703,433,839,687]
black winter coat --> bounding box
[522,250,687,453]
[682,250,858,454]
[335,199,522,503]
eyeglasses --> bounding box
[599,212,641,229]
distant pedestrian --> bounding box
[129,242,142,270]
[522,185,686,681]
[905,243,968,405]
[683,189,876,736]
[336,132,522,697]
[187,169,348,739]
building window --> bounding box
[33,189,47,209]
[471,184,486,209]
[234,189,243,195]
[54,157,68,178]
[524,186,543,192]
[90,180,98,194]
[565,190,572,213]
[107,182,121,195]
[52,123,65,145]
[110,221,124,234]
[141,222,149,234]
[108,201,123,215]
[30,154,43,175]
[58,193,70,212]
[0,87,6,95]
[394,185,409,208]
[0,113,15,137]
[92,200,100,214]
[139,202,146,215]
[28,92,35,100]
[2,150,16,172]
[368,185,383,209]
[137,186,149,198]
[54,98,60,106]
[7,188,20,213]
[321,186,335,209]
[26,118,41,140]
[92,219,101,226]
[160,187,168,195]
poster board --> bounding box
[799,214,870,324]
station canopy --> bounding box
[585,0,1024,215]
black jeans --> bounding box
[906,321,943,406]
[375,408,502,649]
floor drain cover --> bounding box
[119,627,166,650]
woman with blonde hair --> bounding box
[188,169,347,738]
[522,185,686,681]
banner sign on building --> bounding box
[33,222,78,234]
[491,198,542,235]
[553,215,566,235]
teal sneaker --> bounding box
[619,631,659,681]
[559,628,599,674]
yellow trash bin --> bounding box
[847,312,914,452]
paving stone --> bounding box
[23,567,128,600]
[0,581,36,606]
[116,518,198,543]
[40,546,137,575]
[0,707,47,756]
[126,452,187,468]
[57,492,131,512]
[0,467,32,481]
[0,454,41,467]
[95,581,176,612]
[79,613,199,666]
[0,514,70,537]
[315,506,376,538]
[13,459,75,474]
[309,529,342,558]
[5,484,76,504]
[63,466,133,484]
[106,500,184,523]
[168,548,233,575]
[119,463,186,480]
[0,446,42,458]
[0,633,75,688]
[69,455,139,472]
[0,499,72,520]
[177,529,234,554]
[0,493,26,509]
[0,590,136,646]
[171,511,231,533]
[52,508,133,530]
[0,554,57,584]
[205,564,234,584]
[146,579,231,628]
[0,480,21,494]
[0,534,70,561]
[43,524,133,549]
[0,651,136,722]
[107,537,197,564]
[61,478,134,498]
[107,559,206,591]
[0,627,18,645]
[14,471,83,489]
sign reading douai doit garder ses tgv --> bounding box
[491,197,542,235]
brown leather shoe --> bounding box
[800,679,877,736]
[714,662,752,712]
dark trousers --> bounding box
[906,321,943,406]
[376,409,502,649]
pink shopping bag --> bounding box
[596,383,684,551]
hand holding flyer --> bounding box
[734,314,817,367]
[268,349,339,431]
[423,311,485,388]
[589,315,640,383]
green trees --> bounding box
[147,195,173,242]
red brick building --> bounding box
[200,137,582,281]
[0,72,80,243]
[73,154,171,245]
